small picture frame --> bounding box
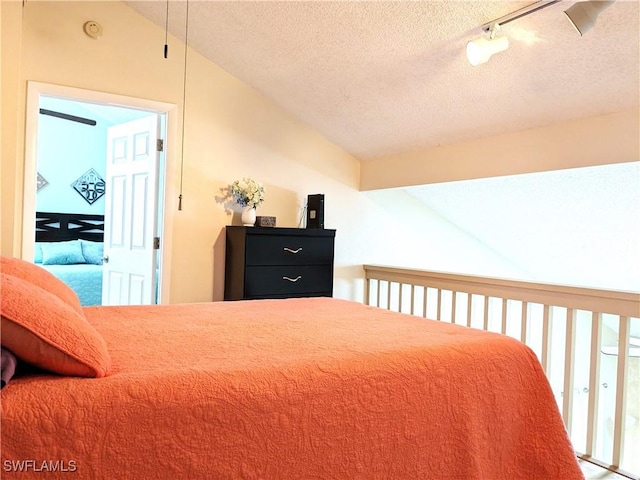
[256,216,276,227]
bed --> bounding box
[0,256,584,480]
[34,211,104,306]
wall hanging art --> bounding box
[71,168,106,205]
[36,172,49,191]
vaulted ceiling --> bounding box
[126,0,638,161]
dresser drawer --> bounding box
[245,235,334,266]
[244,265,333,298]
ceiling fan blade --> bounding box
[39,108,96,126]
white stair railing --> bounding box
[363,265,640,479]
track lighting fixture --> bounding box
[466,0,615,66]
[466,0,562,66]
[564,1,615,36]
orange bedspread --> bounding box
[1,298,583,479]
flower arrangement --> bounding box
[229,177,266,208]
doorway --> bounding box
[22,82,177,305]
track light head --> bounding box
[564,1,615,36]
[466,36,510,66]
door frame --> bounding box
[22,81,177,304]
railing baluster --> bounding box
[466,293,473,328]
[437,289,442,321]
[542,305,551,374]
[501,298,508,334]
[483,296,489,331]
[365,278,370,306]
[451,291,457,324]
[387,281,392,311]
[520,301,528,343]
[612,315,630,467]
[586,311,602,457]
[562,308,576,435]
[423,287,428,318]
[399,283,403,313]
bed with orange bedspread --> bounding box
[0,289,585,480]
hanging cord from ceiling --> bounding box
[178,0,189,211]
[163,0,169,58]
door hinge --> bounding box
[156,139,164,152]
[153,237,160,250]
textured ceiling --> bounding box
[125,0,639,161]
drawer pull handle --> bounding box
[283,247,303,254]
[283,275,302,283]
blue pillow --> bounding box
[41,240,86,265]
[34,243,43,264]
[80,240,104,265]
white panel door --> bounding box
[103,115,160,305]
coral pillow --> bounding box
[0,256,83,314]
[0,274,111,378]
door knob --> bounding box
[103,255,109,264]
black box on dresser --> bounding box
[224,226,336,301]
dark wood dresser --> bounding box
[224,226,336,301]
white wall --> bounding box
[278,175,530,303]
[404,162,640,291]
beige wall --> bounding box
[7,1,510,304]
[1,1,24,255]
[361,109,640,190]
[2,1,367,303]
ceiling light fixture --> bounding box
[466,0,562,66]
[564,1,615,36]
[466,25,510,66]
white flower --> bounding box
[230,177,266,207]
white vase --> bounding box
[241,206,256,226]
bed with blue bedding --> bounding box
[34,212,104,306]
[38,263,103,306]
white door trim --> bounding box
[22,81,177,304]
